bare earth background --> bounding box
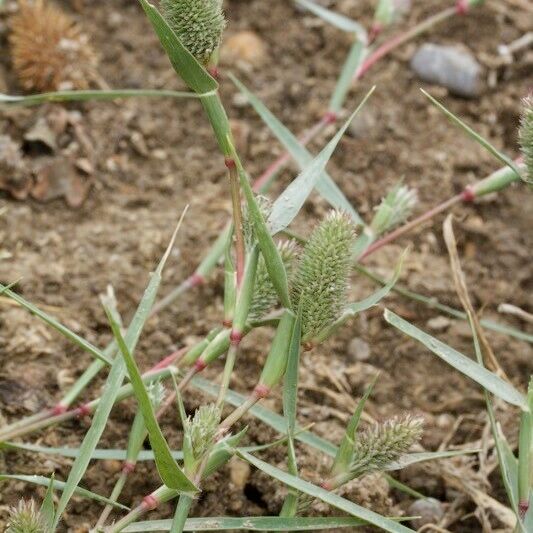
[0,0,532,531]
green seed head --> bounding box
[249,240,297,321]
[370,183,417,235]
[187,403,221,460]
[519,96,533,184]
[161,0,226,64]
[147,380,166,409]
[292,211,356,343]
[350,415,423,477]
[7,500,45,533]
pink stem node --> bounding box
[194,359,207,372]
[320,480,333,491]
[224,157,236,169]
[461,185,476,203]
[323,111,338,125]
[189,273,205,288]
[122,461,136,474]
[142,494,159,511]
[76,404,92,418]
[253,384,271,399]
[230,330,243,345]
[52,404,68,416]
[456,0,469,15]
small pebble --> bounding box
[408,498,444,529]
[347,337,371,362]
[229,456,250,489]
[410,43,483,98]
[223,31,268,68]
[348,107,377,139]
[101,459,122,474]
[426,316,451,332]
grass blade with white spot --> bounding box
[123,516,371,531]
[383,309,528,410]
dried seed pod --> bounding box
[350,415,423,477]
[6,500,46,533]
[9,0,97,92]
[160,0,226,64]
[292,211,356,343]
[519,96,533,184]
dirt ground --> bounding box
[0,0,532,531]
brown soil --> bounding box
[0,0,532,531]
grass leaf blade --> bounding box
[229,74,364,225]
[104,306,196,492]
[383,309,528,410]
[238,452,413,533]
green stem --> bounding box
[216,343,239,408]
[95,471,128,529]
[170,494,195,533]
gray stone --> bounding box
[408,498,445,529]
[410,43,483,98]
[348,337,371,362]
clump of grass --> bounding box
[9,0,97,91]
[1,1,529,532]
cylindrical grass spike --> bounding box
[187,403,221,460]
[249,240,297,322]
[519,96,533,184]
[350,415,423,477]
[6,500,46,533]
[292,211,356,343]
[160,0,226,64]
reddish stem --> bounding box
[359,194,464,260]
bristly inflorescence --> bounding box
[292,211,356,343]
[6,500,46,533]
[249,240,297,321]
[161,0,226,64]
[350,415,423,477]
[188,403,221,460]
[9,0,97,92]
[370,183,417,235]
[519,96,533,184]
